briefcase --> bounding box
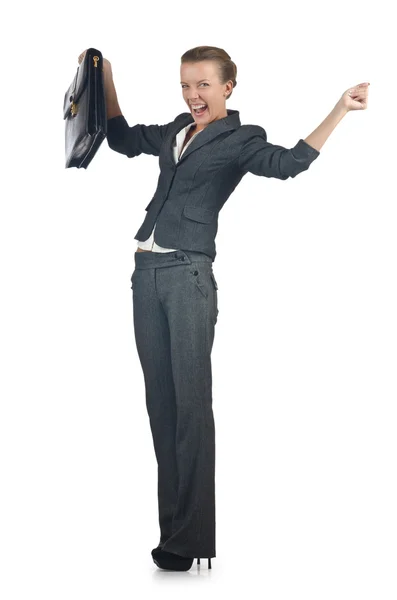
[63,47,107,168]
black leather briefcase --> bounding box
[63,48,107,168]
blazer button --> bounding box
[193,270,198,275]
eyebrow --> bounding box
[180,79,210,84]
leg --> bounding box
[157,261,218,558]
[131,267,178,545]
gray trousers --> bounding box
[130,249,219,559]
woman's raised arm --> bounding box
[103,60,123,119]
[104,60,173,158]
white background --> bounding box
[1,0,396,598]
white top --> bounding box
[136,122,202,252]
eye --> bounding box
[181,83,209,88]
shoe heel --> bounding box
[196,558,212,568]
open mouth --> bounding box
[191,104,208,116]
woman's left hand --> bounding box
[339,82,370,112]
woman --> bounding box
[78,46,369,571]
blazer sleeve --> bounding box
[238,125,320,179]
[106,114,173,158]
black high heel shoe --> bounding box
[152,549,194,571]
[151,548,213,571]
[197,557,212,569]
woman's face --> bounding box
[180,61,232,129]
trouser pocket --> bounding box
[190,266,219,323]
[210,271,218,290]
[210,271,219,323]
[195,275,208,299]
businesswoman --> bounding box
[78,45,369,571]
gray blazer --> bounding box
[106,109,320,261]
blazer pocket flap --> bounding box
[183,205,214,223]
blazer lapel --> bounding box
[165,109,241,166]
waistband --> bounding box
[134,249,213,270]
